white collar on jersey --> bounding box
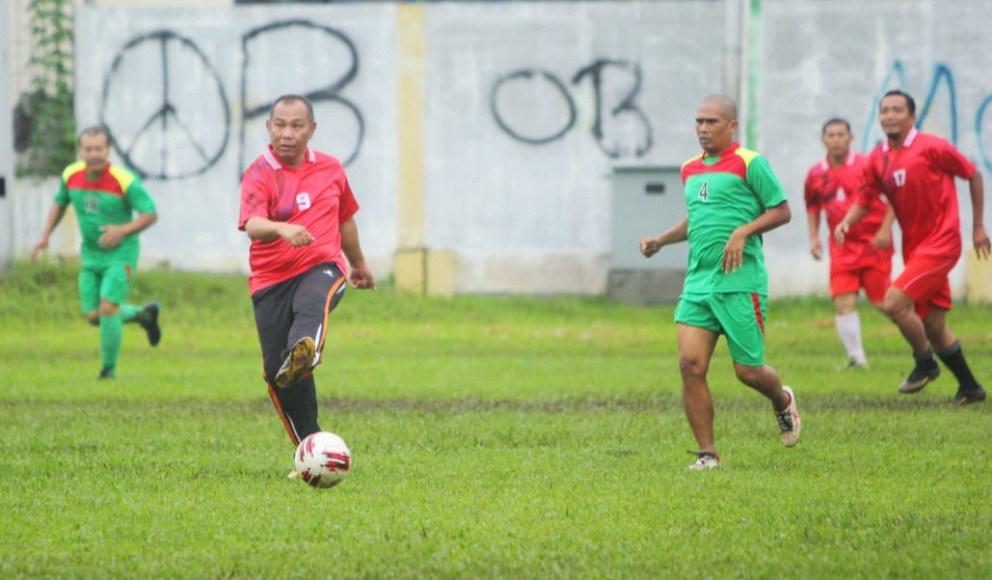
[882,127,918,152]
[262,145,316,170]
[819,150,857,171]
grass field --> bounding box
[1,261,989,578]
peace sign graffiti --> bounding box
[101,30,231,180]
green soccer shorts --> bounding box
[674,292,768,366]
[78,261,134,313]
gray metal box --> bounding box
[609,165,687,304]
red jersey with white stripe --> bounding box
[239,146,359,294]
[856,129,974,260]
[805,151,892,268]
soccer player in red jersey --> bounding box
[239,95,376,460]
[805,118,894,369]
[835,90,990,405]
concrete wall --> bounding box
[62,1,723,293]
[71,3,400,274]
[7,0,992,299]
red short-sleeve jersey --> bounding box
[856,129,974,260]
[805,151,892,268]
[239,146,359,294]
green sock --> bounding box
[120,303,142,324]
[100,313,123,371]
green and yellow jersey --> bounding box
[55,161,156,267]
[680,142,787,296]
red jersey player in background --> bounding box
[835,90,990,406]
[239,94,376,473]
[805,118,894,369]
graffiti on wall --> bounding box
[101,31,231,180]
[97,20,365,181]
[864,60,992,173]
[490,59,653,158]
[240,20,365,171]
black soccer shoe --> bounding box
[140,301,162,347]
[98,367,115,380]
[954,386,987,407]
[898,363,940,394]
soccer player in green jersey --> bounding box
[31,126,162,380]
[639,95,800,470]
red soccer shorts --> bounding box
[893,254,957,319]
[830,256,892,304]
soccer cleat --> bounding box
[954,386,987,407]
[98,367,115,380]
[139,301,162,347]
[841,357,868,371]
[898,363,940,394]
[776,386,801,447]
[274,336,316,389]
[687,451,720,470]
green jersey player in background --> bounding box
[32,126,162,379]
[639,95,800,470]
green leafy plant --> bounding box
[18,0,75,177]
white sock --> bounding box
[835,311,866,364]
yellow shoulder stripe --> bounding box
[61,161,86,182]
[734,147,759,167]
[108,166,136,191]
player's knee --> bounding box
[880,298,909,321]
[85,312,100,326]
[678,354,708,380]
[734,364,762,386]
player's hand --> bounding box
[349,264,376,290]
[97,225,125,249]
[810,239,822,260]
[833,222,849,245]
[30,239,49,262]
[639,236,662,258]
[279,223,314,247]
[871,228,893,251]
[722,228,747,273]
[974,226,991,260]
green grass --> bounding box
[1,261,989,578]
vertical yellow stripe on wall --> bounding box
[395,3,427,294]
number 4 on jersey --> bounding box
[698,181,709,202]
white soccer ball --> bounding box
[294,431,352,488]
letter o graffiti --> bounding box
[490,69,576,145]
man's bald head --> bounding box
[694,95,739,156]
[700,94,738,121]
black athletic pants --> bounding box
[251,262,347,444]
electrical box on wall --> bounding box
[609,165,687,305]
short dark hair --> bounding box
[270,94,314,123]
[821,117,851,135]
[881,89,916,115]
[77,125,111,146]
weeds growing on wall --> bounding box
[18,0,75,177]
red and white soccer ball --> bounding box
[294,431,352,489]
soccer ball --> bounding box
[294,431,352,488]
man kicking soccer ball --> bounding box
[239,94,375,470]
